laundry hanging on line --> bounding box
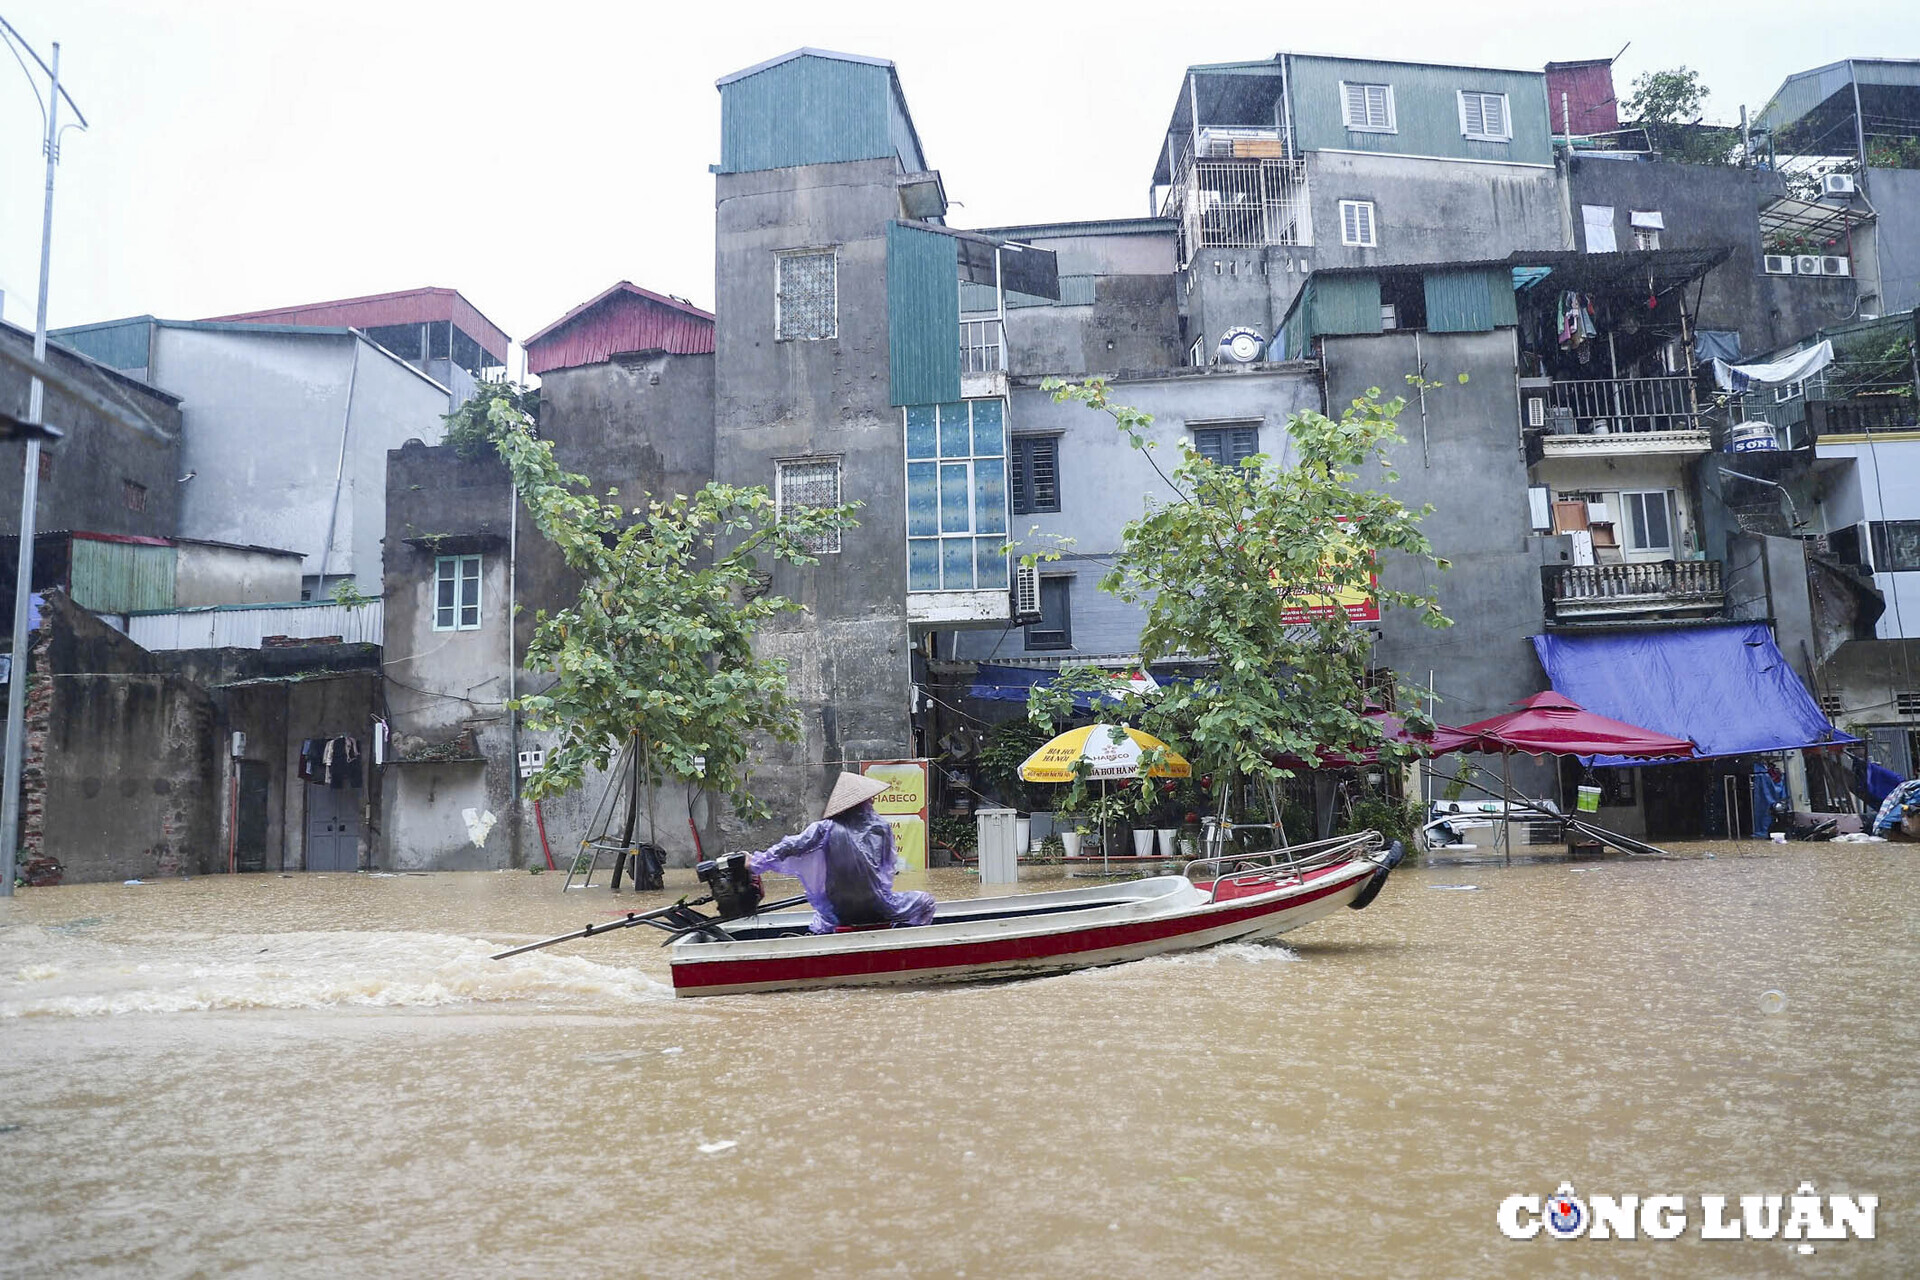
[298,735,363,788]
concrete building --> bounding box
[0,319,183,542]
[1153,54,1567,365]
[51,317,455,599]
[1754,59,1920,315]
[204,287,510,410]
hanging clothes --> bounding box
[298,738,323,783]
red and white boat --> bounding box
[667,833,1400,997]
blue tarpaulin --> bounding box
[1531,623,1854,766]
[969,665,1112,712]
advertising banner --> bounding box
[860,759,930,872]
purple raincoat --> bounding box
[747,802,936,934]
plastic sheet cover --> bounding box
[1531,623,1854,766]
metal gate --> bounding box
[304,783,362,872]
[236,765,270,873]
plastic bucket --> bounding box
[1576,785,1601,813]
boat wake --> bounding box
[0,926,669,1018]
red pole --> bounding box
[534,798,556,871]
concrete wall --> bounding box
[1820,637,1920,733]
[1307,153,1564,273]
[172,542,304,606]
[713,155,916,844]
[979,223,1184,377]
[0,323,183,542]
[153,328,450,594]
[1818,437,1920,639]
[1567,158,1861,355]
[1322,328,1552,733]
[951,366,1321,663]
[1864,167,1920,315]
[22,595,219,883]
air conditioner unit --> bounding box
[1763,254,1794,275]
[1012,564,1042,622]
[1822,256,1851,277]
[1526,397,1546,428]
[1822,173,1856,197]
[1796,255,1824,276]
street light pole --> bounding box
[1,24,83,897]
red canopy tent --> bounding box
[1456,691,1696,759]
[1274,707,1478,771]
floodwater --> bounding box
[2,844,1915,1278]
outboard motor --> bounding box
[696,852,765,921]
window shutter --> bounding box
[1344,82,1367,126]
[1343,202,1359,244]
[1463,93,1485,137]
[1360,204,1374,245]
[1486,94,1506,138]
[1029,438,1058,511]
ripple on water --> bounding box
[0,927,669,1018]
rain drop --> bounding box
[1759,989,1787,1015]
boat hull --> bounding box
[669,861,1376,997]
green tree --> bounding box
[1024,379,1451,825]
[451,385,859,820]
[1624,67,1738,165]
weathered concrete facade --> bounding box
[0,321,183,542]
[969,220,1184,378]
[713,154,917,842]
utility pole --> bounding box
[1,19,87,896]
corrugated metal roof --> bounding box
[716,48,928,176]
[127,600,384,651]
[201,287,510,365]
[523,282,715,375]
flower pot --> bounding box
[1132,829,1155,858]
[1178,836,1197,858]
[1060,831,1083,858]
[1156,828,1179,857]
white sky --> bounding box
[1,0,1912,373]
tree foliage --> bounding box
[1624,67,1738,165]
[1023,379,1450,822]
[454,384,859,816]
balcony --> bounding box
[959,316,1006,398]
[1159,139,1309,270]
[1527,376,1711,458]
[1542,559,1725,626]
[1806,396,1917,439]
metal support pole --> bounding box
[2,38,67,897]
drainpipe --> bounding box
[313,336,363,591]
[507,436,521,867]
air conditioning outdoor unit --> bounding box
[1822,256,1851,277]
[1012,564,1042,622]
[1763,254,1794,275]
[1796,255,1824,276]
[1526,397,1546,427]
[1822,173,1856,197]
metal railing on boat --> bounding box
[1183,831,1383,904]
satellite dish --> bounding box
[1217,326,1267,364]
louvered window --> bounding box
[776,458,843,554]
[1459,91,1510,141]
[1192,425,1260,466]
[1339,200,1377,248]
[1010,436,1060,515]
[1898,691,1920,717]
[776,250,836,341]
[1341,82,1394,132]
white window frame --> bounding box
[775,248,838,342]
[776,456,844,554]
[1339,200,1377,248]
[1621,490,1675,556]
[1633,227,1661,251]
[1339,82,1396,133]
[1457,90,1511,142]
[433,554,482,632]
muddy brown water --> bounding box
[2,842,1915,1278]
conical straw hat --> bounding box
[823,771,891,819]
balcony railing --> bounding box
[1542,559,1724,623]
[1805,396,1917,437]
[961,317,1005,375]
[1540,376,1698,435]
[1160,151,1309,270]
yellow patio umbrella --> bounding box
[1019,725,1191,871]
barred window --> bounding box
[1010,436,1059,515]
[777,458,843,554]
[776,250,837,341]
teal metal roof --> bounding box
[716,48,928,175]
[888,222,961,407]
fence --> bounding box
[1543,560,1723,612]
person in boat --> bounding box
[746,773,936,934]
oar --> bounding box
[489,894,811,960]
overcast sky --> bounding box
[1,0,1911,372]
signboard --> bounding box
[860,759,930,872]
[1274,522,1380,625]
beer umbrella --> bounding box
[1019,725,1191,871]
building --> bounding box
[1753,59,1920,315]
[204,287,510,408]
[1152,53,1566,364]
[51,316,455,600]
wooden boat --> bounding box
[667,833,1399,997]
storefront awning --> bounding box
[1531,623,1855,766]
[968,664,1156,712]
